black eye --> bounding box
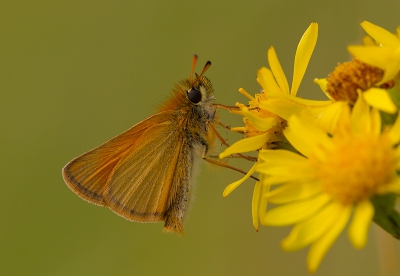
[187,88,202,104]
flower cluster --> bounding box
[220,22,400,273]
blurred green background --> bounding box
[2,1,400,275]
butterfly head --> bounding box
[159,56,215,115]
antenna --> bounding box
[190,55,198,83]
[191,56,211,86]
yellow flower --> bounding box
[312,21,400,134]
[256,23,332,121]
[313,59,398,135]
[348,21,400,84]
[220,22,326,160]
[220,23,328,230]
[257,95,400,272]
[314,58,397,120]
[222,22,324,145]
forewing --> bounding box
[103,119,187,222]
[62,111,175,206]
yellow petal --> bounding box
[234,106,278,131]
[381,177,400,193]
[284,114,333,160]
[381,54,400,84]
[252,181,262,231]
[347,46,400,83]
[280,93,333,109]
[258,175,271,226]
[262,193,331,226]
[259,93,332,121]
[361,21,400,48]
[370,108,382,138]
[291,22,318,96]
[347,45,393,69]
[262,170,315,186]
[268,46,290,95]
[245,115,277,132]
[252,174,270,230]
[388,113,400,145]
[286,97,333,122]
[259,96,303,121]
[258,150,314,184]
[222,163,257,197]
[316,101,346,134]
[307,205,352,273]
[313,78,332,99]
[348,200,374,249]
[334,101,351,132]
[266,181,322,204]
[281,201,343,251]
[362,35,376,46]
[347,46,389,68]
[259,149,307,167]
[261,168,315,185]
[363,88,397,114]
[219,132,270,159]
[257,67,282,94]
[351,92,371,134]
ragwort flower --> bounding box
[348,21,400,84]
[258,95,400,272]
[314,57,397,120]
[220,23,327,230]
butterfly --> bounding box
[62,56,218,235]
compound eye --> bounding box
[187,88,202,104]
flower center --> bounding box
[326,58,394,104]
[313,133,395,205]
[233,92,286,139]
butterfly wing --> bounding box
[103,124,194,232]
[62,110,192,228]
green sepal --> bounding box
[371,193,400,239]
[380,110,397,126]
[273,131,300,154]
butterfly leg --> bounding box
[202,146,259,181]
[208,122,257,162]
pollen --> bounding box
[326,59,394,104]
[312,133,395,205]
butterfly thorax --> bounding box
[158,76,217,149]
